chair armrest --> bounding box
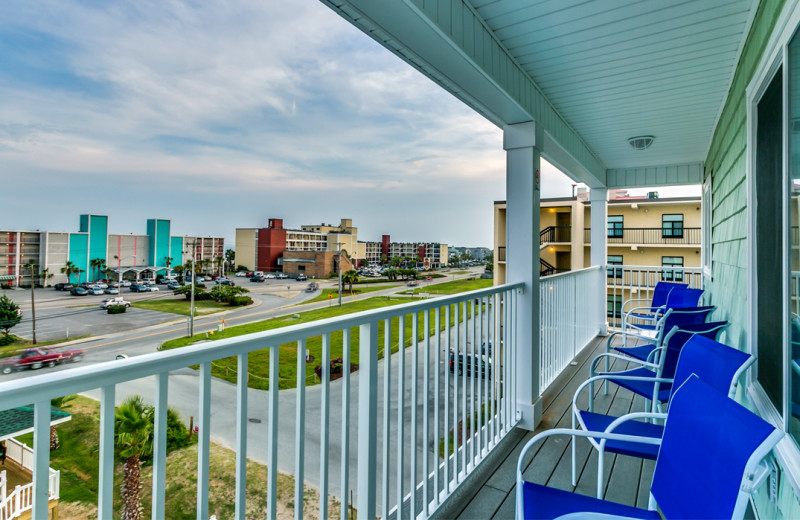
[621,298,653,314]
[604,331,658,352]
[590,352,657,377]
[572,374,673,424]
[603,411,668,435]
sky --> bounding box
[0,1,696,250]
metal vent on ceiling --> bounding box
[627,136,655,150]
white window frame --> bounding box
[745,0,800,497]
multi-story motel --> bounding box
[1,214,224,286]
[494,191,702,324]
[235,217,448,278]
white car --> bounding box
[100,297,131,309]
[94,282,109,289]
[119,280,132,287]
[276,273,288,279]
[88,287,105,295]
[104,287,119,295]
[265,273,276,279]
[235,271,247,277]
[148,286,160,292]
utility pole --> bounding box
[338,250,343,307]
[187,241,197,337]
[27,261,37,344]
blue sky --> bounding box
[0,1,691,248]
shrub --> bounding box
[230,296,252,307]
[1,283,10,290]
[107,304,127,314]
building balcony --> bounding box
[0,438,61,518]
[583,228,701,247]
[540,226,571,246]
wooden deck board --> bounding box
[448,333,659,520]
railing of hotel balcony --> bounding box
[606,265,704,329]
[0,283,524,520]
[539,266,604,394]
[540,226,571,245]
[583,228,701,245]
[0,439,60,520]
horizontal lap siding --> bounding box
[705,0,800,518]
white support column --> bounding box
[570,200,585,270]
[590,188,609,335]
[504,121,542,430]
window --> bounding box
[662,256,683,282]
[608,216,623,238]
[607,255,623,279]
[607,294,622,319]
[662,214,684,238]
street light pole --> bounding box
[186,241,197,337]
[338,250,343,307]
[27,261,37,345]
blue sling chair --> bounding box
[516,376,782,520]
[622,286,704,344]
[619,280,686,327]
[604,305,717,373]
[593,322,730,412]
[574,333,746,497]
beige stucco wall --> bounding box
[235,229,257,270]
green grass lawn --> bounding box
[162,295,483,390]
[400,277,492,295]
[448,270,472,275]
[132,298,228,316]
[301,285,400,304]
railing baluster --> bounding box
[341,330,351,520]
[32,400,49,520]
[397,316,405,517]
[296,339,307,520]
[267,346,279,520]
[470,298,476,468]
[423,309,430,516]
[480,296,486,457]
[357,320,378,520]
[382,319,392,519]
[444,305,451,496]
[411,311,418,518]
[320,333,331,519]
[433,306,440,507]
[197,362,211,520]
[235,355,247,520]
[98,385,115,519]
[461,301,467,477]
[153,373,169,519]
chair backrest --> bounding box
[668,333,751,399]
[653,316,722,375]
[651,376,781,520]
[651,281,688,308]
[664,287,704,309]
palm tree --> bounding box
[214,256,224,276]
[163,256,173,271]
[89,258,106,281]
[60,261,79,284]
[50,395,76,450]
[201,258,211,274]
[39,268,54,288]
[342,269,359,293]
[115,396,153,520]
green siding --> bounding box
[88,215,108,280]
[68,233,89,284]
[146,219,171,267]
[705,0,797,517]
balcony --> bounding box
[583,228,701,246]
[540,226,571,246]
[0,439,60,519]
[0,266,609,519]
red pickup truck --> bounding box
[0,347,84,375]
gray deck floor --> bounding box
[451,332,656,520]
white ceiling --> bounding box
[468,0,757,169]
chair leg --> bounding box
[589,380,595,413]
[571,436,577,486]
[596,449,605,499]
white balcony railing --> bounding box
[0,282,522,520]
[539,266,605,394]
[606,265,705,328]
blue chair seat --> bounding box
[578,410,663,459]
[613,343,657,362]
[604,367,671,403]
[521,481,661,520]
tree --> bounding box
[174,284,207,300]
[163,256,173,270]
[61,261,80,284]
[225,249,235,265]
[89,258,106,281]
[173,265,184,278]
[385,268,400,281]
[388,256,402,267]
[342,269,359,292]
[50,394,76,450]
[0,295,21,345]
[380,254,388,265]
[214,256,224,276]
[38,268,54,288]
[236,265,249,273]
[209,284,250,304]
[115,396,152,520]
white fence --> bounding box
[0,439,59,520]
[539,266,604,394]
[0,282,522,520]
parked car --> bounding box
[167,281,183,290]
[119,280,132,287]
[216,278,235,286]
[104,287,119,295]
[264,273,276,279]
[250,275,265,283]
[70,287,89,296]
[449,351,492,378]
[54,283,74,291]
[88,286,105,295]
[144,286,159,292]
[276,273,288,279]
[129,284,145,292]
[407,280,419,287]
[296,274,308,281]
[0,347,83,374]
[94,282,108,289]
[235,271,247,277]
[100,297,131,309]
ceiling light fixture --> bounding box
[627,135,655,150]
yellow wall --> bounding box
[235,229,256,270]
